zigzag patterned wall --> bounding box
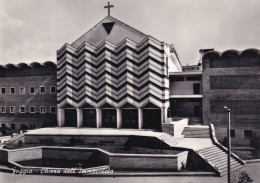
[57,36,169,109]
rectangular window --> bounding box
[10,87,15,94]
[30,87,35,94]
[231,130,235,138]
[244,130,253,138]
[40,86,46,94]
[210,100,260,114]
[40,106,46,113]
[210,75,260,89]
[0,106,6,113]
[20,87,25,94]
[186,76,201,81]
[1,88,6,94]
[50,86,56,93]
[50,106,56,113]
[209,56,260,68]
[193,83,201,94]
[29,106,36,113]
[173,77,185,81]
[20,106,25,113]
[10,106,16,113]
[11,124,15,130]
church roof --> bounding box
[71,16,147,48]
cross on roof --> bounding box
[104,2,114,16]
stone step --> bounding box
[214,159,237,167]
[215,159,238,169]
[183,132,210,136]
[210,155,233,163]
[184,134,211,138]
[205,153,227,160]
[198,146,219,153]
[200,149,225,157]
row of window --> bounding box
[171,76,202,81]
[0,106,56,114]
[210,100,260,114]
[230,129,253,138]
[0,86,56,94]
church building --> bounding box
[56,15,181,130]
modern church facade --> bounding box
[56,16,181,130]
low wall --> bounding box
[8,147,42,162]
[162,118,188,137]
[109,151,188,171]
[0,146,188,172]
[25,135,128,146]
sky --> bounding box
[0,0,260,66]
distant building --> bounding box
[202,49,260,146]
[0,62,57,132]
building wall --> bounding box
[202,49,260,146]
[169,79,202,95]
[0,62,57,132]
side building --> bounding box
[202,49,260,147]
[169,64,203,125]
[0,62,57,132]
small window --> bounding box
[29,106,36,113]
[10,87,15,94]
[0,106,6,113]
[50,86,56,93]
[40,86,46,94]
[30,87,35,94]
[231,130,235,138]
[11,124,15,130]
[50,106,56,113]
[173,77,185,81]
[1,88,6,94]
[10,106,16,113]
[20,87,25,94]
[186,76,202,81]
[244,130,253,138]
[40,106,46,113]
[20,106,25,113]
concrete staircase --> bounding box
[197,145,244,176]
[188,117,203,125]
[159,124,244,176]
[182,126,211,138]
[158,133,183,147]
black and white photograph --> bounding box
[0,0,259,182]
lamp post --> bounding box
[224,106,231,183]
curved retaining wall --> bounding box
[0,146,188,172]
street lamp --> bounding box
[224,106,231,183]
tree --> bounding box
[231,171,253,183]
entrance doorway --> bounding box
[83,109,96,127]
[194,105,202,117]
[121,103,138,129]
[142,103,161,130]
[102,109,117,128]
[64,109,77,127]
[122,109,138,129]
